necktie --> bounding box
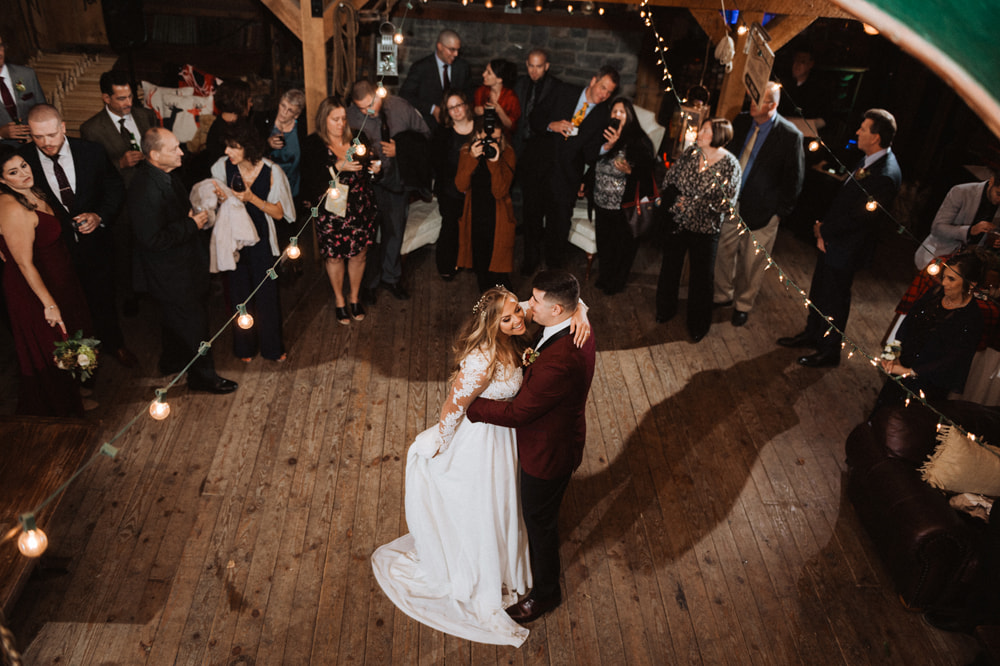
[738,125,759,173]
[0,76,17,121]
[571,102,588,128]
[49,154,76,211]
[442,63,450,90]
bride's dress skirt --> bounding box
[372,419,532,646]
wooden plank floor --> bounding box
[4,226,984,665]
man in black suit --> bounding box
[21,104,137,367]
[715,82,804,326]
[399,29,471,132]
[81,70,161,313]
[128,128,237,394]
[778,109,902,367]
[525,65,618,271]
[513,48,561,267]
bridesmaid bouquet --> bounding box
[880,339,902,361]
[53,331,101,382]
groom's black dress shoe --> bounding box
[797,351,840,368]
[506,591,562,624]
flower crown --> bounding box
[471,286,509,317]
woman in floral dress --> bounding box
[302,96,380,324]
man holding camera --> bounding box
[524,65,619,272]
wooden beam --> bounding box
[301,0,329,133]
[765,15,819,52]
[600,0,852,19]
[260,0,302,40]
[715,11,763,121]
[688,9,728,47]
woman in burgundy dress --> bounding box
[0,145,92,416]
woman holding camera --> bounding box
[590,97,655,295]
[455,115,516,292]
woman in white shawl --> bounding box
[211,120,294,362]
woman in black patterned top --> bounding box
[655,117,741,342]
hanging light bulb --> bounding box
[354,142,368,157]
[863,23,879,36]
[485,0,493,7]
[567,3,573,12]
[149,396,170,420]
[237,304,254,330]
[328,185,342,200]
[808,140,820,152]
[926,261,941,276]
[535,0,542,9]
[865,198,878,212]
[510,0,517,6]
[598,6,604,14]
[286,237,301,260]
[17,515,48,558]
[736,24,748,36]
[393,31,404,45]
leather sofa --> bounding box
[845,400,1000,611]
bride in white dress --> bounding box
[372,287,533,646]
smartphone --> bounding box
[608,118,621,130]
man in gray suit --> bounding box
[81,70,160,312]
[914,169,1000,269]
[81,70,159,186]
[0,35,45,146]
[714,81,804,326]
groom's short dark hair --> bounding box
[533,270,579,312]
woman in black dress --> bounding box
[432,90,475,280]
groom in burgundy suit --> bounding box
[467,270,597,623]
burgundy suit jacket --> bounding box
[467,328,596,480]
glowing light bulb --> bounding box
[393,32,404,45]
[355,142,367,157]
[567,3,573,12]
[149,398,171,420]
[535,1,542,9]
[926,262,941,276]
[238,312,254,330]
[17,516,48,558]
[328,186,341,200]
[510,0,516,6]
[485,0,492,7]
[736,24,748,36]
[376,83,388,99]
[286,240,301,260]
[598,6,603,14]
[863,23,879,36]
[808,140,820,152]
[865,199,878,212]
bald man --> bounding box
[128,128,237,394]
[399,29,472,131]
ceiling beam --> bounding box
[601,0,852,19]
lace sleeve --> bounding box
[436,349,493,454]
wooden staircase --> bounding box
[27,51,119,137]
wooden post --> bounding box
[300,1,329,134]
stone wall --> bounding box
[388,17,642,95]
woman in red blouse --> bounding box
[473,59,521,135]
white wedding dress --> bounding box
[371,348,532,646]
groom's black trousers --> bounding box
[520,469,571,600]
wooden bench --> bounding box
[0,416,97,616]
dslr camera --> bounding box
[480,107,499,160]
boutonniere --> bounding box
[522,347,540,367]
[14,80,26,94]
[855,167,869,181]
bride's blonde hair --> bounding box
[449,286,525,386]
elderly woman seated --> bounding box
[874,251,987,414]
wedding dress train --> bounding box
[371,349,532,646]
